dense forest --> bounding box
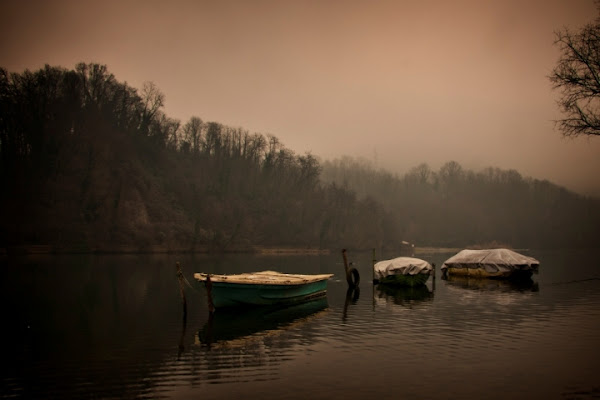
[1,63,598,253]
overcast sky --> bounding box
[2,0,599,196]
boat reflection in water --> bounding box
[374,284,434,308]
[441,275,539,311]
[443,275,539,293]
[197,296,329,347]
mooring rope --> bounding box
[547,277,600,286]
[176,263,203,293]
[179,271,195,289]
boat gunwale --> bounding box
[193,271,333,286]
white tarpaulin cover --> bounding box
[441,248,539,274]
[374,257,433,280]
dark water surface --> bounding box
[1,249,599,399]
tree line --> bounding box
[321,157,600,249]
[0,63,397,252]
[0,63,598,253]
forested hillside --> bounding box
[321,157,600,248]
[0,64,396,252]
[1,64,598,253]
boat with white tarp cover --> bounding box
[441,248,539,279]
[373,257,433,287]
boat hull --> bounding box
[207,279,330,308]
[378,272,431,287]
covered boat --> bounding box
[194,270,333,308]
[441,248,539,279]
[373,257,433,287]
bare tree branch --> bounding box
[551,15,600,138]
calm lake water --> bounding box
[1,249,599,399]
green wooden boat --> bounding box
[194,270,333,308]
[374,257,433,288]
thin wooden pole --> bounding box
[372,248,376,284]
[342,248,360,288]
[342,249,349,275]
[432,263,436,292]
[176,262,188,317]
[177,301,187,360]
[372,248,376,310]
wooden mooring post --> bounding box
[372,248,377,284]
[341,249,360,288]
[176,262,188,317]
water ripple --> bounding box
[2,251,600,399]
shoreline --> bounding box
[1,245,537,257]
[0,245,333,256]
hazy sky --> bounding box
[2,0,600,196]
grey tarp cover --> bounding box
[441,248,539,274]
[374,257,433,280]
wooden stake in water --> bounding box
[176,262,188,316]
[342,249,349,276]
[342,249,360,288]
[372,248,376,284]
[432,263,436,292]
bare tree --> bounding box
[550,14,600,137]
[183,116,203,154]
[138,81,165,135]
